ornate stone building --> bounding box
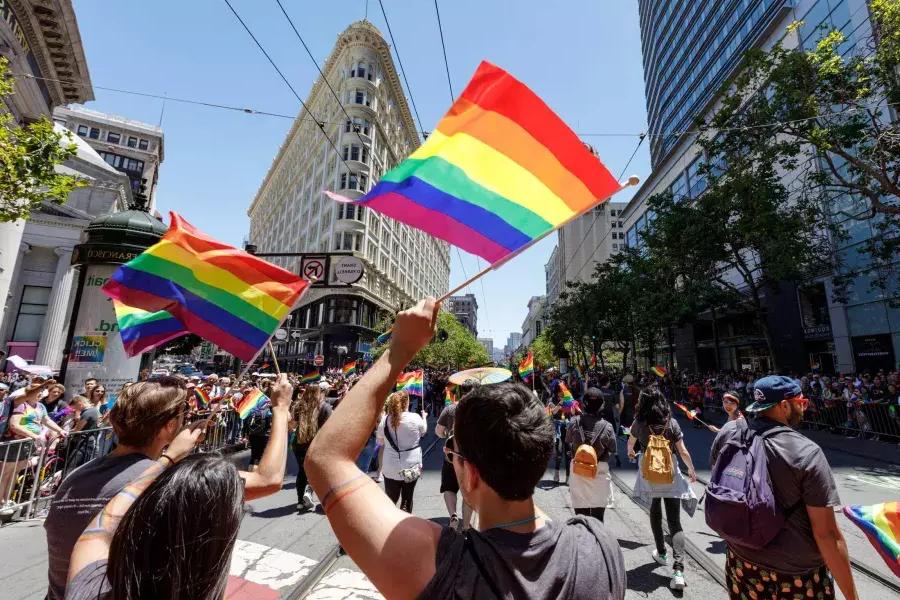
[247,20,450,368]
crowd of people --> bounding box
[0,300,890,598]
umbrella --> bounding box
[449,367,512,386]
[5,355,54,377]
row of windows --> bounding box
[339,172,369,191]
[344,118,372,136]
[334,231,362,252]
[348,62,376,81]
[98,151,145,175]
[342,144,370,163]
[76,124,151,151]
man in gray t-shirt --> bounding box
[710,375,856,600]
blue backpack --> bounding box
[705,425,792,549]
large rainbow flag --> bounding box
[326,61,621,265]
[843,502,900,577]
[101,213,309,361]
[396,370,424,397]
[518,352,534,381]
[235,388,268,419]
[113,300,187,357]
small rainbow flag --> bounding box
[301,370,321,384]
[444,383,458,406]
[651,365,667,378]
[113,300,187,357]
[843,502,900,577]
[235,388,268,419]
[193,387,211,410]
[102,212,309,361]
[396,370,424,396]
[342,361,357,376]
[325,61,622,266]
[518,352,534,381]
[375,329,392,345]
[558,382,579,415]
[674,402,700,420]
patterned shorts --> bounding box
[726,548,834,600]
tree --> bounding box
[0,58,86,222]
[161,334,203,357]
[717,2,898,295]
[527,329,557,369]
[373,311,489,370]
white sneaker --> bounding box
[670,570,686,590]
[302,491,315,512]
[652,550,668,565]
[449,513,460,532]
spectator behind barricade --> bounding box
[305,299,626,599]
[81,378,98,399]
[709,376,858,600]
[43,374,293,600]
[1,380,55,517]
[290,385,332,513]
[44,383,66,413]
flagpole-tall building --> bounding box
[246,20,450,370]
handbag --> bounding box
[383,420,421,483]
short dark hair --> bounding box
[582,387,604,414]
[454,382,553,501]
[83,377,98,386]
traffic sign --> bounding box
[273,328,287,341]
[290,330,303,340]
[314,355,324,366]
[300,256,326,282]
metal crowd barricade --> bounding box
[801,401,900,442]
[190,408,244,453]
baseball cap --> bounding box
[746,376,803,412]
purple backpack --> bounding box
[705,426,792,549]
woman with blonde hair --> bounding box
[290,385,332,512]
[376,390,427,513]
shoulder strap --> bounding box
[464,533,503,600]
[383,419,421,455]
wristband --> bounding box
[159,453,176,467]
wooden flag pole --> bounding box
[267,340,282,375]
[436,176,640,303]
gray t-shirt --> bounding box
[419,517,626,599]
[78,406,100,431]
[44,453,154,600]
[710,417,841,574]
[65,560,110,600]
[629,418,683,453]
[437,402,457,431]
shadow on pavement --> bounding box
[617,538,649,551]
[536,479,565,490]
[251,503,299,519]
[626,562,681,596]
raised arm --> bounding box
[305,299,443,599]
[239,374,292,500]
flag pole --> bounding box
[436,177,640,303]
[267,340,282,375]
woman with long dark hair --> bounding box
[290,385,333,512]
[626,388,698,591]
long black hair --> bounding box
[635,388,670,427]
[107,453,245,600]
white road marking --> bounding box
[846,474,900,492]
[230,539,317,589]
[306,568,384,600]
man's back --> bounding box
[420,517,625,599]
[44,453,153,599]
[710,417,840,574]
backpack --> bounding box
[573,417,614,478]
[641,424,675,485]
[704,426,792,549]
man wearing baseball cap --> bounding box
[710,375,857,599]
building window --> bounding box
[138,139,149,150]
[76,125,88,136]
[107,132,120,144]
[88,127,100,139]
[12,286,51,342]
[127,136,138,148]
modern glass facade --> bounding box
[638,0,794,166]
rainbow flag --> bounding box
[518,352,534,381]
[101,212,309,361]
[558,382,579,415]
[300,370,321,384]
[374,329,392,345]
[651,365,667,378]
[843,502,900,577]
[326,61,621,265]
[674,402,700,420]
[193,387,211,410]
[113,300,187,357]
[444,383,458,406]
[235,388,268,419]
[342,361,357,376]
[396,370,424,396]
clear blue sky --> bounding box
[71,0,650,349]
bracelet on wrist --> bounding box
[159,453,176,467]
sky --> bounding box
[71,0,651,350]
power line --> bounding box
[273,0,371,154]
[433,0,454,103]
[376,0,425,135]
[221,0,350,171]
[562,134,646,282]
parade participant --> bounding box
[376,390,427,513]
[627,388,698,591]
[306,298,626,599]
[435,382,475,531]
[290,385,332,513]
[44,374,292,600]
[566,387,617,522]
[598,375,623,466]
[709,376,857,600]
[65,428,234,599]
[619,373,639,428]
[706,391,744,434]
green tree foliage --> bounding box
[527,329,557,369]
[0,59,86,222]
[373,311,489,370]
